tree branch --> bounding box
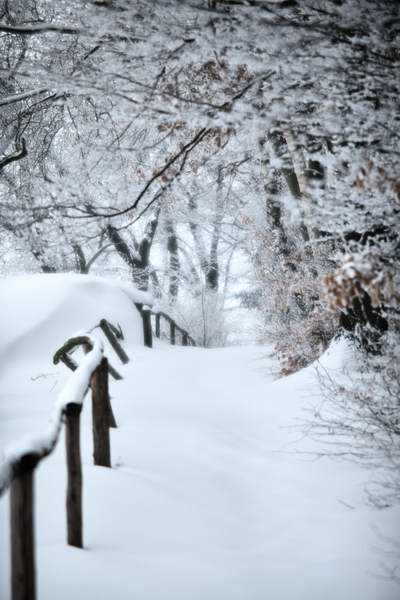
[87,127,211,219]
[0,138,27,170]
[0,88,50,107]
[0,23,79,35]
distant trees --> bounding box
[1,0,398,334]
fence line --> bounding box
[0,303,197,600]
[134,303,196,348]
[1,335,103,600]
[151,310,196,347]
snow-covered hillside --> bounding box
[0,273,152,370]
[0,275,399,600]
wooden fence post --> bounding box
[106,394,117,429]
[99,319,130,364]
[91,357,111,467]
[83,343,118,425]
[10,455,37,600]
[155,313,161,339]
[65,403,83,548]
[142,308,153,348]
[170,320,176,346]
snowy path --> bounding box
[1,342,399,600]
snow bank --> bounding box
[0,280,398,600]
[316,337,355,372]
[0,339,399,599]
[0,335,103,495]
[0,273,152,372]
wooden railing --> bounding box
[135,304,197,348]
[0,335,106,600]
[0,304,197,600]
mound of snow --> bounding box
[0,273,152,372]
[316,337,355,373]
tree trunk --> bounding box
[165,219,180,301]
[107,209,160,291]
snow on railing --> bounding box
[0,329,120,600]
[54,327,124,381]
[0,335,103,497]
[1,306,197,600]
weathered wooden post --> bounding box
[82,342,118,426]
[155,313,161,339]
[182,332,188,346]
[65,403,83,548]
[142,307,153,348]
[99,319,130,364]
[106,395,117,429]
[91,357,111,468]
[100,355,118,429]
[10,455,37,600]
[170,320,176,346]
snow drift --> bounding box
[0,273,152,372]
[0,275,399,600]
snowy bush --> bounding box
[310,332,400,508]
[171,288,228,348]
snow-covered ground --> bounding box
[0,275,399,599]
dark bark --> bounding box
[166,220,180,300]
[207,166,223,291]
[65,403,83,548]
[261,140,297,274]
[188,196,209,280]
[73,244,89,273]
[0,138,27,171]
[188,191,221,292]
[155,313,161,338]
[142,308,153,348]
[91,358,111,467]
[268,130,302,200]
[170,320,176,345]
[107,208,160,291]
[10,458,36,600]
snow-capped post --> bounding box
[65,403,83,548]
[91,357,111,468]
[155,313,161,339]
[10,454,37,600]
[142,307,153,348]
[99,319,130,364]
[170,320,176,346]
